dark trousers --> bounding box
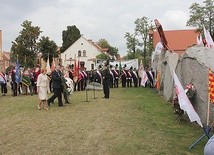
[138,78,141,87]
[110,79,113,88]
[133,78,138,87]
[114,78,119,88]
[12,82,17,96]
[121,78,126,87]
[1,83,7,94]
[63,91,69,103]
[78,80,84,91]
[48,88,63,106]
[103,83,110,98]
[127,78,132,87]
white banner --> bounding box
[140,71,148,87]
[172,70,203,127]
[110,59,138,70]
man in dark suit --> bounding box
[47,65,64,107]
[102,65,111,99]
[113,64,119,88]
[121,66,127,88]
[131,67,138,87]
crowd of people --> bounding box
[0,62,156,109]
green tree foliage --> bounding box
[135,17,152,64]
[10,20,42,67]
[124,16,153,65]
[97,39,119,58]
[187,0,214,38]
[96,53,108,60]
[61,25,81,53]
[124,32,140,58]
[37,36,58,64]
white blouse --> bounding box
[37,73,48,87]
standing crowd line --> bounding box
[0,63,156,109]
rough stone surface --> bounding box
[152,45,214,125]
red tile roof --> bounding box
[153,29,198,54]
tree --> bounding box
[38,36,58,64]
[124,32,139,58]
[124,16,153,64]
[96,53,108,60]
[187,0,214,38]
[134,17,152,65]
[61,25,81,53]
[97,39,119,58]
[10,20,42,67]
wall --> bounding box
[61,37,101,70]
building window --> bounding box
[83,50,86,57]
[78,50,81,57]
[91,64,94,70]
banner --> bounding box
[110,59,138,70]
[22,75,31,86]
[51,56,55,72]
[46,55,51,74]
[172,70,203,127]
[140,71,148,87]
[15,61,21,84]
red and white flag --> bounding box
[172,70,203,127]
[141,71,148,87]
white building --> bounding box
[61,37,110,71]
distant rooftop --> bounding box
[153,29,198,54]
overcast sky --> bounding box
[0,0,204,56]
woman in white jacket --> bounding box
[37,69,49,110]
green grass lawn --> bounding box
[0,87,206,154]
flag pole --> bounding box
[189,68,212,149]
[207,92,211,126]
